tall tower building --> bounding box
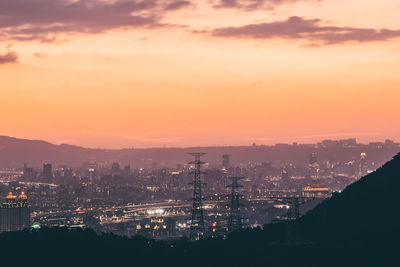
[222,154,230,170]
[23,164,35,179]
[43,163,53,180]
[0,192,30,232]
[281,169,290,183]
[308,153,319,179]
[17,191,30,230]
[359,152,368,178]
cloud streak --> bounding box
[165,0,192,10]
[213,16,400,45]
[0,0,191,42]
[0,51,18,64]
[214,0,318,10]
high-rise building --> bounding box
[111,162,120,174]
[43,163,53,180]
[359,152,368,177]
[308,153,319,178]
[281,169,290,183]
[0,192,30,232]
[222,154,230,169]
[23,163,35,179]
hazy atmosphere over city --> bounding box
[1,0,400,266]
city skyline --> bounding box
[1,0,400,148]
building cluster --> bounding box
[0,138,397,238]
[0,191,30,232]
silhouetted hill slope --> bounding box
[1,135,399,168]
[294,153,400,243]
[222,153,400,265]
[1,154,400,266]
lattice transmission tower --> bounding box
[188,152,207,241]
[227,176,244,233]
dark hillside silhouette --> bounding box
[294,153,400,244]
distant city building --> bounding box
[281,169,290,184]
[111,162,120,174]
[339,138,357,147]
[384,139,395,148]
[135,218,176,238]
[23,163,35,179]
[275,143,290,148]
[222,154,230,169]
[43,163,53,180]
[0,192,30,232]
[359,153,368,177]
[303,184,330,198]
[319,138,357,148]
[88,168,95,180]
[309,152,318,165]
[308,153,320,178]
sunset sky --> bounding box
[0,0,399,148]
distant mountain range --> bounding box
[0,135,399,168]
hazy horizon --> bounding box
[1,133,398,150]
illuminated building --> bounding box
[359,152,368,178]
[222,154,230,169]
[134,218,176,238]
[308,152,320,179]
[0,192,31,232]
[281,169,290,184]
[303,184,330,198]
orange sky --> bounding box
[0,0,399,148]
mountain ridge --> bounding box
[1,134,399,169]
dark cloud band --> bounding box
[0,0,190,42]
[0,51,18,64]
[214,0,318,10]
[213,16,400,45]
[165,0,192,10]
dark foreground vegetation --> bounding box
[2,154,400,266]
